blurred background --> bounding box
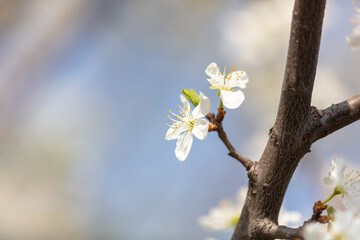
[0,0,359,239]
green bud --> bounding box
[327,206,336,221]
[182,89,200,107]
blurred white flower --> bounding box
[198,187,246,231]
[165,92,211,161]
[347,7,360,51]
[220,0,293,65]
[304,211,360,240]
[206,62,248,109]
[323,157,360,211]
[303,222,331,240]
[347,24,360,51]
[198,187,301,231]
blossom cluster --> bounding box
[165,63,249,161]
[304,157,360,240]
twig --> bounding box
[261,201,329,240]
[207,110,254,170]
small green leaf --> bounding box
[327,206,336,221]
[182,89,200,107]
[209,86,218,89]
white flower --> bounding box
[198,187,246,231]
[198,187,301,231]
[347,7,360,51]
[347,24,360,51]
[323,157,360,211]
[303,223,331,240]
[206,62,249,109]
[304,211,360,240]
[165,92,211,161]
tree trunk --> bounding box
[232,0,326,239]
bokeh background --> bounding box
[0,0,359,239]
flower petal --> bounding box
[220,90,245,109]
[206,62,224,88]
[205,62,219,79]
[343,191,360,212]
[192,92,211,119]
[192,118,209,140]
[323,157,346,186]
[165,124,185,140]
[231,71,249,89]
[175,131,193,161]
[180,94,191,109]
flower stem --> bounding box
[219,99,223,109]
[322,192,338,205]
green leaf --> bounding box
[327,206,336,221]
[182,89,200,107]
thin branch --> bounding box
[309,94,360,143]
[206,111,254,170]
[217,122,254,170]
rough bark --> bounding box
[232,0,327,239]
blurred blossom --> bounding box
[198,187,302,232]
[347,24,360,50]
[304,211,360,240]
[198,187,247,231]
[220,0,293,65]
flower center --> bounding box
[166,105,195,133]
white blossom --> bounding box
[206,62,248,109]
[347,24,360,51]
[304,211,360,240]
[323,157,360,211]
[198,187,301,231]
[303,223,331,240]
[347,7,360,51]
[165,92,211,161]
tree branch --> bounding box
[260,221,302,240]
[232,0,327,239]
[260,200,329,240]
[217,121,254,170]
[308,94,360,143]
[207,111,254,171]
